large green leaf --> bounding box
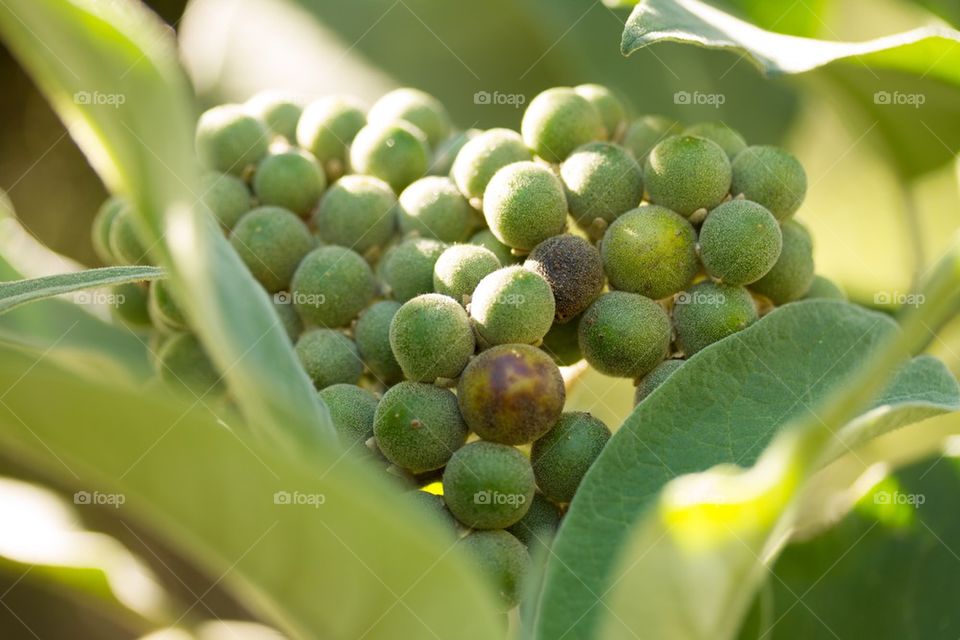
[532,299,960,640]
[0,266,164,314]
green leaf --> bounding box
[533,300,960,640]
[0,266,164,315]
[0,342,504,640]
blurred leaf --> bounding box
[140,621,286,640]
[0,266,163,314]
[0,343,504,640]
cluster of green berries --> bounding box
[90,85,843,611]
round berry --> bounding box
[295,329,363,389]
[110,282,151,328]
[698,199,783,285]
[378,237,446,302]
[148,279,188,332]
[457,530,531,611]
[574,83,627,140]
[684,122,747,159]
[390,293,475,382]
[470,229,517,266]
[92,197,125,264]
[230,206,315,293]
[443,441,535,529]
[350,122,429,192]
[483,161,567,251]
[452,128,532,204]
[505,492,561,555]
[429,129,479,176]
[367,88,451,148]
[673,281,758,356]
[195,104,269,176]
[805,275,846,300]
[408,490,458,533]
[156,333,223,396]
[731,145,807,220]
[108,205,150,266]
[531,412,610,503]
[398,176,476,242]
[291,246,376,327]
[252,150,326,217]
[621,115,680,163]
[749,219,815,304]
[201,172,251,230]
[296,96,366,181]
[433,244,501,303]
[633,359,684,406]
[245,90,302,142]
[355,301,404,384]
[312,175,396,254]
[560,142,643,233]
[470,267,556,346]
[521,87,605,163]
[524,235,604,323]
[579,292,671,379]
[644,135,732,217]
[541,316,583,366]
[318,383,378,447]
[272,295,303,342]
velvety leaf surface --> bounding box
[0,266,164,314]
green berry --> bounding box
[296,96,366,181]
[633,359,684,406]
[541,316,583,366]
[698,199,783,285]
[312,175,396,254]
[579,292,671,379]
[378,238,446,302]
[390,293,475,382]
[245,90,302,142]
[355,301,404,385]
[457,344,565,444]
[156,333,223,396]
[433,244,501,303]
[429,129,480,176]
[252,150,326,217]
[521,87,605,163]
[201,172,251,230]
[483,161,567,251]
[230,206,315,293]
[407,490,458,533]
[350,122,429,192]
[470,266,556,346]
[560,142,643,232]
[505,492,561,555]
[601,205,698,300]
[673,281,758,356]
[574,83,627,140]
[805,275,846,300]
[470,229,517,266]
[731,145,807,220]
[644,135,732,217]
[524,235,604,323]
[108,205,149,266]
[374,381,468,473]
[457,530,531,611]
[531,412,610,503]
[749,219,815,304]
[443,441,535,529]
[398,176,476,242]
[92,197,125,264]
[148,279,188,332]
[272,295,303,342]
[110,282,151,328]
[195,104,269,176]
[622,115,681,163]
[367,88,451,148]
[291,246,376,327]
[295,329,363,389]
[684,122,747,159]
[318,383,378,447]
[452,128,532,204]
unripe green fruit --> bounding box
[452,128,532,204]
[374,381,468,473]
[633,359,684,406]
[470,266,556,346]
[252,150,326,217]
[601,205,699,300]
[483,161,567,251]
[457,530,531,611]
[295,329,363,389]
[291,246,376,327]
[110,282,151,328]
[350,122,429,192]
[560,142,643,232]
[201,172,251,230]
[318,383,378,447]
[541,316,583,366]
[457,344,565,444]
[470,229,517,266]
[312,175,396,254]
[367,88,451,148]
[148,279,188,332]
[622,115,681,163]
[398,176,476,242]
[92,197,125,264]
[108,206,150,266]
[230,206,315,293]
[524,235,604,323]
[805,275,846,300]
[684,122,747,159]
[433,244,501,303]
[443,441,535,529]
[579,291,671,379]
[390,293,475,382]
[731,145,807,220]
[749,219,815,304]
[272,295,303,342]
[156,333,223,396]
[574,83,628,140]
[644,135,732,217]
[429,129,480,176]
[408,490,458,533]
[698,199,783,285]
[521,87,605,163]
[505,492,561,554]
[195,104,269,176]
[378,238,446,302]
[354,301,404,384]
[531,412,610,503]
[296,96,366,181]
[245,90,302,142]
[673,281,758,356]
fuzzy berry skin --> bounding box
[433,244,502,304]
[291,246,376,328]
[672,281,758,356]
[731,145,807,220]
[398,176,477,243]
[245,90,303,142]
[644,135,731,217]
[312,175,397,254]
[318,383,378,448]
[201,172,251,231]
[252,150,326,218]
[531,412,611,503]
[521,87,605,163]
[633,359,684,406]
[698,199,783,286]
[483,161,568,252]
[296,96,366,181]
[578,292,671,380]
[505,492,561,555]
[561,142,644,233]
[442,441,535,529]
[470,266,556,346]
[389,293,475,383]
[524,234,605,323]
[230,207,315,294]
[750,219,815,304]
[574,83,627,140]
[350,121,429,193]
[354,301,404,385]
[367,88,451,148]
[452,128,532,204]
[457,530,531,611]
[684,122,747,159]
[378,237,447,303]
[295,329,363,390]
[195,104,269,176]
[621,115,681,164]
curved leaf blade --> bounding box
[0,266,164,315]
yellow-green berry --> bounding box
[291,246,376,327]
[644,135,732,217]
[195,104,269,176]
[457,344,565,444]
[374,381,468,473]
[560,142,643,232]
[541,316,583,366]
[272,295,303,342]
[521,87,605,163]
[110,282,151,328]
[148,279,188,332]
[230,206,315,293]
[390,293,476,382]
[108,205,150,266]
[749,219,815,304]
[574,83,628,140]
[350,122,429,192]
[579,292,671,379]
[443,441,535,529]
[201,172,251,230]
[633,359,684,406]
[245,90,302,142]
[731,145,807,220]
[621,115,681,163]
[470,266,556,346]
[505,492,561,556]
[452,128,532,204]
[296,96,366,181]
[531,412,610,504]
[156,333,223,396]
[524,235,604,323]
[698,199,782,285]
[367,88,451,148]
[312,175,396,253]
[355,301,404,384]
[483,161,567,251]
[433,244,501,303]
[398,176,477,242]
[92,197,125,264]
[601,205,698,300]
[684,122,747,159]
[470,229,517,266]
[378,238,446,302]
[318,383,378,447]
[295,328,363,389]
[252,149,326,217]
[429,129,480,176]
[457,530,531,611]
[805,275,846,300]
[673,281,757,356]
